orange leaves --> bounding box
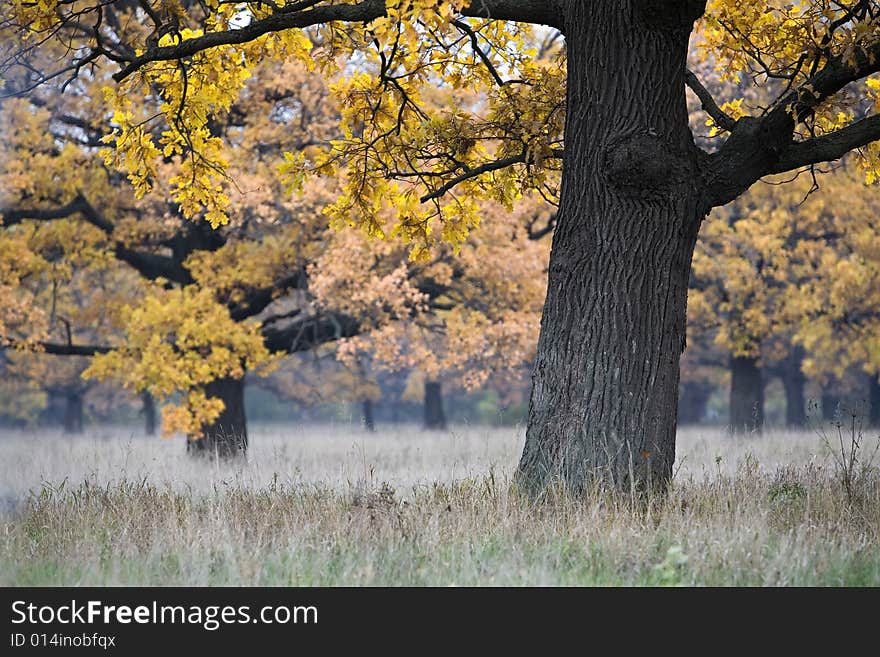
[309,228,427,327]
[0,231,48,348]
[184,231,303,302]
[0,6,559,431]
[328,195,549,390]
[8,2,562,257]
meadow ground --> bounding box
[1,422,878,586]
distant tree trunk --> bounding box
[729,355,764,434]
[141,390,157,436]
[362,398,376,432]
[781,348,806,429]
[869,374,880,428]
[678,380,713,425]
[187,376,247,458]
[821,382,840,422]
[63,388,84,434]
[42,389,66,428]
[424,380,447,430]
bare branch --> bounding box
[420,153,527,203]
[37,341,113,356]
[1,193,193,284]
[685,68,736,133]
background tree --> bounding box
[324,198,551,428]
[786,162,880,424]
[1,48,549,454]
[691,158,880,433]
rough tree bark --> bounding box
[729,355,764,434]
[516,1,705,494]
[362,398,376,432]
[63,388,84,434]
[678,380,713,425]
[781,348,806,429]
[187,376,248,458]
[424,380,447,430]
[141,390,157,436]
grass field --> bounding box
[1,422,878,586]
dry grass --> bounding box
[1,423,878,586]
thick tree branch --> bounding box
[113,245,193,285]
[461,0,563,26]
[702,38,880,208]
[1,194,194,285]
[2,193,113,233]
[70,194,116,233]
[37,341,113,356]
[777,40,880,123]
[526,212,556,240]
[0,197,87,226]
[420,153,527,203]
[229,272,305,321]
[112,0,562,82]
[262,312,361,354]
[770,114,880,173]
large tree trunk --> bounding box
[781,348,806,429]
[362,398,376,432]
[187,376,248,458]
[869,374,880,428]
[141,390,157,436]
[424,380,447,430]
[821,382,840,422]
[516,2,705,495]
[63,388,84,434]
[729,355,764,434]
[678,380,713,425]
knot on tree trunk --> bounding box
[604,133,695,201]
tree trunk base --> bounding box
[63,389,84,434]
[142,390,158,436]
[186,433,247,459]
[424,380,447,430]
[186,376,248,460]
[782,348,806,429]
[729,355,764,434]
[362,398,376,432]
[821,387,840,422]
